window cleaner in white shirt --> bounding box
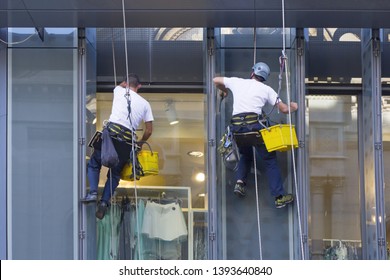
[83,73,154,219]
[213,62,297,208]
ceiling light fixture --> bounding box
[187,151,204,158]
[195,172,205,182]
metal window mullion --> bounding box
[371,29,386,260]
[77,28,87,260]
[295,28,309,260]
[206,27,218,260]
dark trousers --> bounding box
[232,119,286,197]
[235,144,285,197]
[87,137,132,203]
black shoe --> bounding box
[96,201,108,219]
[233,182,246,197]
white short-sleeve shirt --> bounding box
[109,86,154,131]
[223,77,280,115]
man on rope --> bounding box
[83,73,154,219]
[213,62,297,208]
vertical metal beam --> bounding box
[77,28,87,260]
[0,28,7,260]
[295,28,309,260]
[206,27,218,260]
[360,28,386,260]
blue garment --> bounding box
[233,122,285,197]
[87,137,132,203]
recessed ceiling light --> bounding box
[195,172,205,182]
[187,151,204,157]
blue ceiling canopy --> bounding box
[1,0,390,28]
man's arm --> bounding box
[277,101,298,114]
[213,77,228,98]
[140,121,153,142]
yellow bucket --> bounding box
[138,150,159,176]
[260,124,298,152]
[120,142,159,181]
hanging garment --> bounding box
[96,204,122,260]
[141,201,188,241]
[133,199,146,260]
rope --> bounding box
[253,146,263,260]
[111,29,117,86]
[0,30,37,45]
[280,0,305,260]
[120,0,142,259]
[109,168,116,259]
[253,27,257,65]
[252,2,263,260]
[109,28,117,258]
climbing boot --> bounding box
[275,194,294,208]
[96,201,108,219]
[81,191,97,202]
[233,182,246,197]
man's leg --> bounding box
[82,150,101,202]
[96,139,132,219]
[234,145,252,197]
[259,145,293,208]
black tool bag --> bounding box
[218,126,240,171]
[101,127,119,168]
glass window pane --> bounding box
[382,96,390,260]
[215,28,296,260]
[307,95,362,260]
[91,91,207,260]
[8,28,77,48]
[8,48,77,259]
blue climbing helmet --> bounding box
[252,62,270,81]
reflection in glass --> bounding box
[382,96,390,259]
[307,95,362,259]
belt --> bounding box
[231,113,260,126]
[106,122,134,143]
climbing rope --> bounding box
[253,147,263,260]
[280,0,305,260]
[111,28,117,86]
[120,0,142,259]
[253,4,263,259]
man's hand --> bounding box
[219,90,227,99]
[290,102,298,112]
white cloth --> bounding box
[141,201,188,241]
[223,77,280,116]
[109,86,154,131]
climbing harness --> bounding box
[106,121,135,144]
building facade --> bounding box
[0,2,389,260]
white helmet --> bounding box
[252,62,270,81]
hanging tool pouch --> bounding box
[106,121,134,144]
[218,125,240,171]
[230,112,267,148]
[101,127,120,168]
